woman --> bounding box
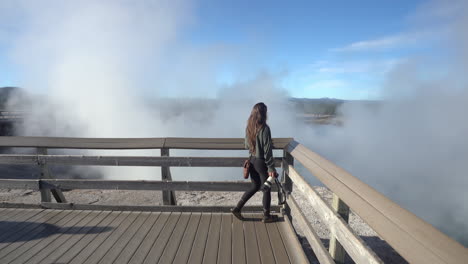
[231,102,278,223]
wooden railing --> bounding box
[0,110,24,122]
[283,140,468,264]
[0,137,467,264]
[0,137,290,206]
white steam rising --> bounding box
[1,0,467,246]
[298,0,468,245]
[1,0,293,180]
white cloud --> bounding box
[316,59,401,75]
[331,31,429,52]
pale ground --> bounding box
[0,186,407,263]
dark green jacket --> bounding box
[245,124,276,173]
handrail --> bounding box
[0,179,279,192]
[0,136,293,149]
[285,140,468,264]
[0,155,282,167]
[287,165,382,263]
[0,137,288,206]
[286,195,335,264]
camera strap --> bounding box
[275,178,287,205]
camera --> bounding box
[261,175,276,192]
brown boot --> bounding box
[230,207,243,220]
[262,210,277,223]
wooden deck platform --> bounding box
[0,208,308,264]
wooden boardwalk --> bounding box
[2,136,467,263]
[0,208,308,264]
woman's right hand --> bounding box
[268,171,278,178]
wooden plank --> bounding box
[0,155,37,164]
[0,203,281,216]
[55,211,122,263]
[288,165,382,264]
[161,148,177,205]
[0,209,63,248]
[0,209,44,238]
[282,150,294,194]
[0,203,42,209]
[243,213,261,264]
[288,196,334,264]
[7,210,91,264]
[276,213,310,264]
[329,194,350,264]
[112,212,162,264]
[7,209,36,221]
[287,142,468,264]
[0,209,25,232]
[0,203,281,212]
[187,213,211,264]
[165,137,293,144]
[0,155,282,167]
[27,210,108,264]
[202,212,222,264]
[172,213,202,264]
[83,211,145,264]
[126,212,171,264]
[157,212,192,263]
[0,137,165,149]
[0,210,70,259]
[0,136,291,150]
[0,209,49,244]
[37,148,67,203]
[251,213,276,264]
[143,212,182,264]
[37,179,279,192]
[165,137,245,144]
[0,208,24,221]
[265,215,292,264]
[0,179,39,190]
[0,208,43,224]
[68,211,137,264]
[232,210,246,264]
[217,213,232,264]
[40,202,281,212]
[37,148,51,203]
[164,137,292,149]
[98,212,151,263]
[0,208,8,215]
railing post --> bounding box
[281,150,294,216]
[329,193,350,264]
[37,148,67,203]
[161,148,176,205]
[282,150,294,194]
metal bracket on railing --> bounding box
[161,148,177,205]
[36,148,67,204]
[36,155,46,166]
[282,150,294,195]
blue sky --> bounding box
[0,0,450,100]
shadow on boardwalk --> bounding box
[0,221,113,243]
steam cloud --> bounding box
[1,0,294,180]
[300,0,468,245]
[1,0,467,246]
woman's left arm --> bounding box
[262,125,277,174]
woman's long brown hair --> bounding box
[246,102,267,154]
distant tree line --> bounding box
[289,98,345,115]
[0,87,30,110]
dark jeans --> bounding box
[238,156,271,211]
